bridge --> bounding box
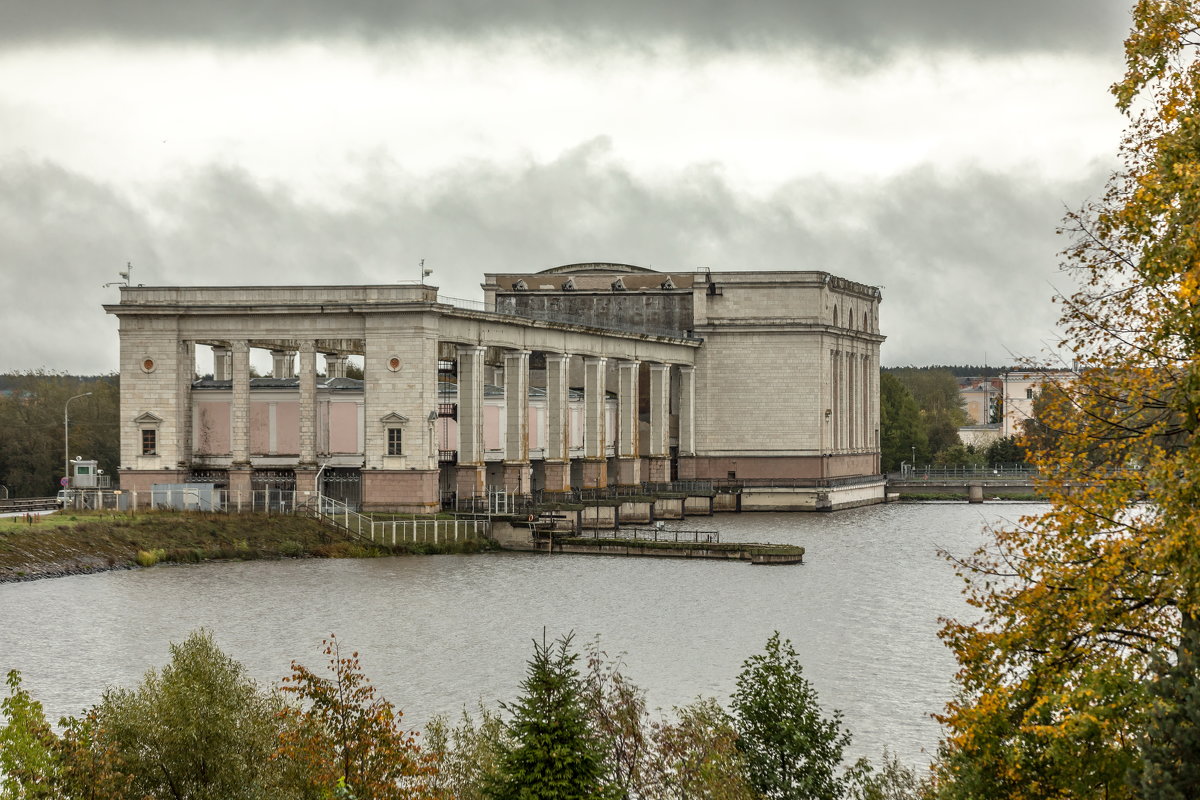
[886,467,1039,500]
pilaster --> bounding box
[677,365,695,456]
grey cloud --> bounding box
[0,144,1110,373]
[2,0,1130,56]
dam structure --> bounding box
[104,263,885,512]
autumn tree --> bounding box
[279,634,434,800]
[934,2,1200,797]
[648,698,756,800]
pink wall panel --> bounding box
[329,402,361,453]
[528,407,540,449]
[195,401,231,454]
[484,405,502,450]
[275,402,299,454]
[570,406,582,449]
[250,403,270,454]
[439,418,458,451]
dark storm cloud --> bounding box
[1,0,1129,55]
[0,143,1110,372]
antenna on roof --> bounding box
[419,258,433,285]
[103,262,132,288]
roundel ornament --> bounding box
[141,357,156,373]
[387,356,402,372]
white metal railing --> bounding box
[311,495,490,546]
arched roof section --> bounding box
[536,262,658,275]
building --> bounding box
[1000,369,1073,438]
[955,369,1074,446]
[104,263,885,511]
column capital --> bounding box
[583,355,608,365]
[648,362,670,373]
[544,351,572,363]
[456,344,486,356]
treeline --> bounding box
[0,373,119,497]
[0,630,925,800]
[879,368,1025,472]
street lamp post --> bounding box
[911,445,917,469]
[64,392,92,491]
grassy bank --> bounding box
[0,510,494,582]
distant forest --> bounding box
[0,373,120,497]
[881,365,1011,378]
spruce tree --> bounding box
[486,632,609,800]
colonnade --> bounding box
[185,338,698,499]
[452,344,696,497]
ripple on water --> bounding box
[0,503,1047,769]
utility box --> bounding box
[71,459,99,488]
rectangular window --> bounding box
[142,429,157,455]
[1026,388,1034,399]
[387,427,402,456]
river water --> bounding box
[0,502,1044,768]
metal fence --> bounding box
[893,464,1036,481]
[575,526,721,544]
[311,496,490,546]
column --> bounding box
[211,345,231,381]
[455,345,486,499]
[503,350,531,494]
[174,339,194,470]
[296,341,318,499]
[582,356,608,488]
[325,353,347,379]
[647,363,671,483]
[543,352,572,493]
[271,349,296,378]
[229,340,252,499]
[615,359,641,485]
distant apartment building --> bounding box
[957,369,1074,446]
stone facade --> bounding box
[105,263,884,510]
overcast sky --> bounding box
[0,0,1133,372]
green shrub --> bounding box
[134,548,167,568]
[278,539,305,558]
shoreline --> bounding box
[0,510,493,584]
